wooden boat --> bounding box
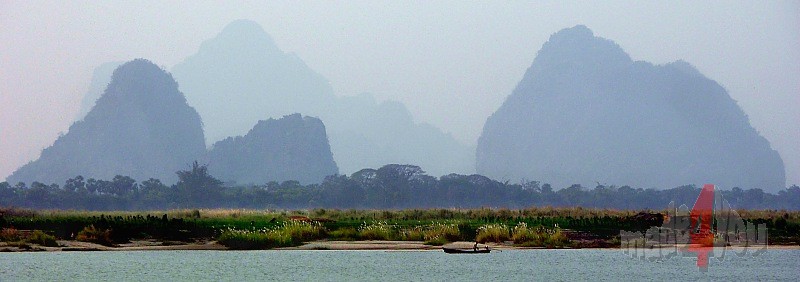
[442,247,491,254]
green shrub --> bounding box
[423,223,461,242]
[511,222,570,248]
[476,223,509,243]
[76,225,114,246]
[400,227,425,241]
[544,228,570,248]
[358,221,394,240]
[218,229,279,249]
[399,223,461,244]
[281,221,327,243]
[330,228,359,241]
[512,222,541,245]
[26,230,58,247]
[217,221,326,250]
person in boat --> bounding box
[474,242,479,251]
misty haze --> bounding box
[2,19,796,210]
[1,3,799,280]
[2,4,798,196]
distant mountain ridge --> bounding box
[8,59,206,184]
[208,113,338,185]
[172,19,473,176]
[477,25,786,191]
[172,20,334,145]
[75,61,123,122]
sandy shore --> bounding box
[0,240,496,252]
[0,240,227,252]
[0,240,531,252]
[279,241,524,251]
[1,240,797,252]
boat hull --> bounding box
[442,248,491,254]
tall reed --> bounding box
[476,223,510,243]
[217,221,326,249]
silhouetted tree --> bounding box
[86,178,99,194]
[64,176,85,193]
[745,188,766,208]
[0,182,13,204]
[376,164,424,208]
[784,185,800,209]
[317,174,365,208]
[93,179,113,195]
[139,178,170,209]
[110,175,137,196]
[351,169,380,206]
[14,182,27,190]
[175,161,223,208]
[26,182,51,208]
[2,164,798,210]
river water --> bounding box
[1,249,797,281]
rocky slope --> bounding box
[171,20,473,176]
[477,25,785,191]
[207,113,338,185]
[8,59,206,184]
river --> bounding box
[1,249,797,281]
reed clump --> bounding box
[511,222,570,248]
[358,221,394,240]
[217,221,326,250]
[476,223,510,243]
[26,230,58,247]
[423,223,461,243]
[397,222,462,245]
[399,226,424,241]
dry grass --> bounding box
[12,207,798,222]
[476,223,510,243]
[217,221,326,249]
[0,228,21,242]
[76,225,113,246]
[358,221,394,240]
[511,222,570,247]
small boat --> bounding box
[442,247,491,254]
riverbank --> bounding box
[3,239,798,252]
[2,208,798,252]
[0,239,226,252]
[0,240,492,252]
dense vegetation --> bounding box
[1,163,798,211]
[1,208,797,250]
[5,162,795,249]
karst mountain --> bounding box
[477,25,785,192]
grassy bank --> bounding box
[1,207,798,249]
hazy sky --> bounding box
[1,1,798,186]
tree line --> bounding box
[1,163,798,210]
